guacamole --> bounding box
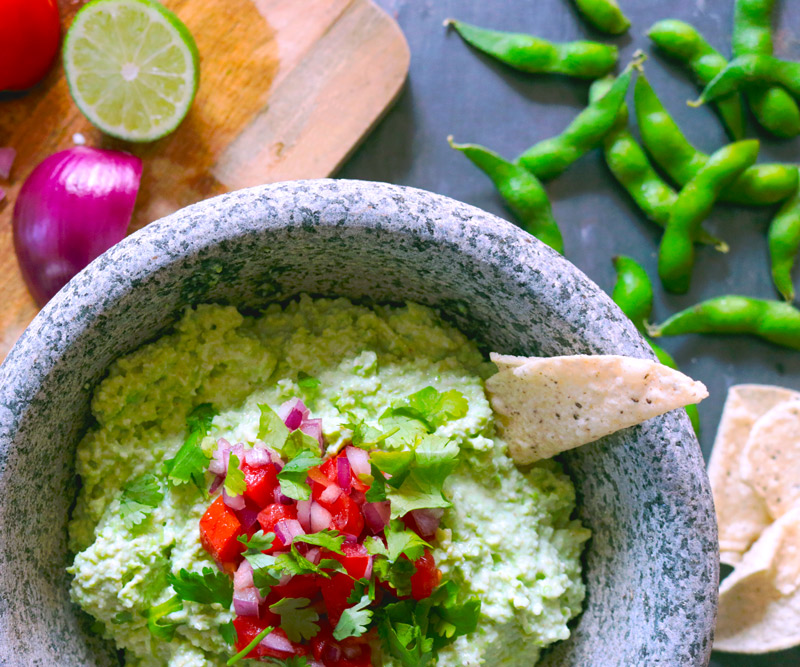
[68,296,589,666]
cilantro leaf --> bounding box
[373,557,416,598]
[364,463,387,503]
[119,474,164,529]
[238,530,276,553]
[379,412,429,447]
[344,417,399,449]
[112,611,133,625]
[414,435,459,483]
[387,470,451,519]
[297,372,320,389]
[226,625,274,665]
[283,429,323,460]
[364,536,388,557]
[377,601,435,667]
[333,594,373,640]
[257,404,290,450]
[164,404,216,488]
[167,567,233,607]
[385,520,431,561]
[238,531,280,596]
[293,529,344,555]
[224,453,246,497]
[142,594,183,642]
[273,545,345,579]
[219,620,237,646]
[388,387,468,432]
[277,450,322,501]
[269,597,320,642]
[370,450,414,483]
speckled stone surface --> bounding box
[0,180,717,666]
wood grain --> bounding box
[0,0,409,360]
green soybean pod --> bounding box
[647,19,745,140]
[572,0,630,35]
[658,140,759,294]
[649,295,800,351]
[637,75,798,205]
[516,67,632,180]
[768,182,800,301]
[693,55,800,107]
[448,137,564,253]
[445,19,618,79]
[732,0,800,138]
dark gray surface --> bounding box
[341,1,800,664]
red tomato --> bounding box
[233,620,307,660]
[270,573,321,600]
[410,549,440,600]
[257,503,298,552]
[0,0,60,91]
[199,496,243,567]
[241,461,279,508]
[329,494,364,537]
[320,543,371,625]
[312,624,373,667]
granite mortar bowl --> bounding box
[0,180,717,665]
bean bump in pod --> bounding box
[445,19,618,79]
[768,182,800,302]
[658,139,760,294]
[571,0,630,36]
[448,137,564,254]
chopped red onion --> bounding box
[310,501,332,532]
[363,501,391,534]
[319,483,343,505]
[234,560,254,591]
[363,555,373,580]
[410,508,444,537]
[342,644,362,659]
[233,587,260,617]
[350,489,366,505]
[323,645,343,662]
[223,487,245,511]
[274,519,305,545]
[300,418,324,449]
[0,147,16,180]
[279,398,310,430]
[342,533,358,544]
[345,446,370,478]
[278,571,292,587]
[337,456,352,492]
[273,486,294,505]
[0,187,5,203]
[296,500,312,532]
[208,475,223,495]
[245,444,272,467]
[305,547,321,565]
[236,505,260,531]
[260,630,294,654]
[208,438,232,476]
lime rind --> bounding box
[64,0,200,142]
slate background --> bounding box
[340,0,800,664]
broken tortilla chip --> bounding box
[484,353,707,465]
[715,507,800,654]
[741,399,800,521]
[708,385,799,566]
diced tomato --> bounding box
[320,457,338,482]
[199,496,244,566]
[320,543,371,626]
[330,542,371,578]
[242,461,279,508]
[270,573,321,599]
[312,624,373,666]
[257,503,298,551]
[233,615,271,659]
[329,494,364,537]
[410,549,440,600]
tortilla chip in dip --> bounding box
[715,506,800,654]
[708,385,800,566]
[485,353,708,465]
[741,399,800,521]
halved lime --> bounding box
[63,0,199,142]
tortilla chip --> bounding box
[708,385,800,566]
[485,353,708,465]
[741,399,800,521]
[715,507,800,653]
[489,354,529,373]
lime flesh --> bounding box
[64,0,199,142]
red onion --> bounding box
[410,508,444,537]
[223,487,245,511]
[245,443,272,467]
[363,555,374,580]
[345,446,370,478]
[323,645,343,662]
[0,147,16,179]
[305,547,321,565]
[363,501,391,534]
[337,456,352,492]
[319,483,343,505]
[234,560,255,590]
[310,501,332,532]
[279,398,309,430]
[342,644,362,659]
[350,489,366,505]
[273,486,294,505]
[296,500,312,532]
[12,147,142,305]
[233,587,260,617]
[236,504,261,531]
[274,519,305,545]
[0,187,6,203]
[208,439,232,476]
[260,630,294,654]
[300,418,324,448]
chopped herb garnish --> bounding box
[297,371,320,389]
[226,625,274,665]
[111,611,133,625]
[238,531,280,597]
[292,529,345,554]
[257,403,290,450]
[164,403,216,489]
[283,429,322,460]
[142,594,183,642]
[364,463,387,502]
[238,530,276,553]
[224,453,246,497]
[372,556,416,598]
[119,474,163,529]
[166,567,233,607]
[269,597,320,642]
[387,387,468,432]
[333,594,373,640]
[276,450,322,501]
[344,417,399,449]
[385,520,431,561]
[219,620,237,646]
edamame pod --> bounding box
[649,295,800,351]
[732,0,800,138]
[448,137,564,253]
[517,67,632,180]
[572,0,630,35]
[693,55,800,107]
[658,140,759,294]
[647,19,744,140]
[636,76,798,205]
[445,19,618,79]
[768,183,800,302]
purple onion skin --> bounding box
[13,147,142,306]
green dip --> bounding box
[68,296,589,666]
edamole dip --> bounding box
[68,296,589,666]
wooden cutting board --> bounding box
[0,0,409,360]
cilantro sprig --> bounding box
[224,453,246,497]
[333,594,373,640]
[164,404,216,489]
[269,597,320,642]
[167,567,233,607]
[119,474,164,529]
[277,450,322,501]
[142,594,183,642]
